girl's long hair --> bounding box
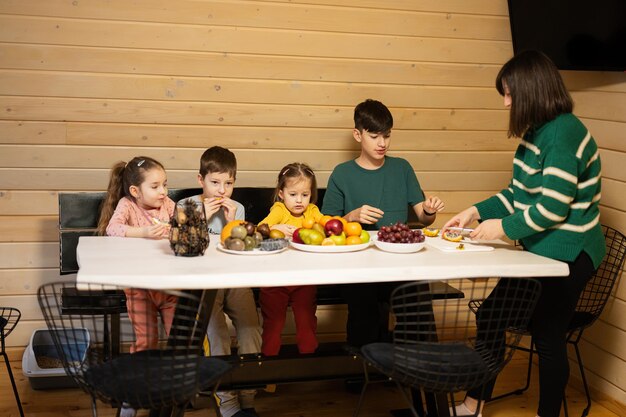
[496,50,573,138]
[273,162,318,204]
[96,156,165,235]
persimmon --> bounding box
[319,215,333,227]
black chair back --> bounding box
[389,278,542,393]
[37,281,231,415]
[572,225,626,329]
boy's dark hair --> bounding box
[97,156,165,235]
[496,50,573,138]
[199,146,237,178]
[354,99,393,134]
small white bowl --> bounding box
[373,237,426,253]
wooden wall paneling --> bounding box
[2,295,43,321]
[0,97,510,130]
[0,0,511,41]
[601,179,626,212]
[0,242,58,269]
[0,169,513,192]
[0,120,67,145]
[64,123,516,151]
[251,0,510,16]
[563,71,626,94]
[0,145,515,173]
[572,92,626,123]
[0,44,503,87]
[582,119,626,153]
[0,191,59,215]
[0,216,58,242]
[0,268,62,295]
[584,318,626,356]
[0,70,503,109]
[599,150,626,182]
[4,320,49,348]
[576,340,626,398]
[0,16,512,64]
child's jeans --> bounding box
[260,285,318,356]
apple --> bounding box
[324,218,344,237]
[329,232,346,245]
[292,228,304,244]
[359,229,370,244]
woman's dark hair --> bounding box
[97,156,165,235]
[273,162,318,205]
[354,99,393,134]
[496,50,573,138]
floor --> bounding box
[0,353,620,417]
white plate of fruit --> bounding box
[218,221,289,255]
[372,223,426,253]
[289,217,372,253]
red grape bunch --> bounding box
[377,222,425,244]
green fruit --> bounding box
[231,225,247,240]
[329,232,346,245]
[312,223,325,236]
[359,229,370,244]
[226,238,245,251]
[244,236,256,251]
[307,230,325,245]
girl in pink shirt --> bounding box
[97,156,177,353]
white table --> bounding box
[75,236,568,417]
[76,236,569,289]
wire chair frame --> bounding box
[1,306,25,417]
[467,225,626,417]
[37,281,231,416]
[354,278,542,417]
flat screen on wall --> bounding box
[507,0,625,71]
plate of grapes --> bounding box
[373,223,427,253]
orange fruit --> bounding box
[344,222,362,237]
[302,218,316,229]
[319,215,333,227]
[346,236,363,245]
[220,220,246,244]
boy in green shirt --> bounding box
[322,99,444,347]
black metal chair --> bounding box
[1,306,25,417]
[38,281,232,417]
[353,278,542,417]
[468,225,626,417]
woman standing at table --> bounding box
[444,50,605,417]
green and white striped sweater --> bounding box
[475,113,605,268]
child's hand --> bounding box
[144,223,170,239]
[272,224,296,238]
[203,197,224,219]
[219,198,238,222]
[348,205,384,224]
[423,196,445,215]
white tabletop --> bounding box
[76,236,569,290]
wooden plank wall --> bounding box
[0,0,624,409]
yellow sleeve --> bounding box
[258,202,288,227]
[305,204,324,223]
